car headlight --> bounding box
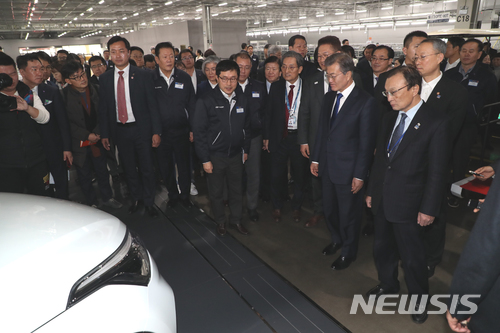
[67,229,151,308]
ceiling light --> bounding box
[151,20,156,23]
[410,3,422,6]
[196,8,202,11]
[342,26,352,30]
[165,1,173,5]
[396,21,411,25]
[164,17,169,19]
[133,13,139,16]
[99,30,102,33]
[25,33,29,40]
[266,20,272,23]
[74,17,78,20]
[282,18,289,21]
[30,13,33,16]
[444,0,457,2]
[69,21,72,23]
[130,30,134,32]
[257,4,267,7]
[169,22,173,24]
[64,24,68,26]
[99,0,105,4]
[335,12,345,15]
[232,9,240,12]
[316,13,324,17]
[122,17,127,20]
[80,13,84,16]
[357,10,367,13]
[113,20,117,23]
[381,6,393,10]
[178,13,184,16]
[219,2,227,6]
[87,7,93,11]
[254,21,260,24]
[105,23,109,26]
[147,8,154,11]
[212,13,219,16]
[195,17,201,20]
[34,0,38,3]
[141,22,146,25]
[299,16,306,19]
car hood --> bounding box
[0,194,127,332]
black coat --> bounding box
[196,80,215,99]
[236,78,267,138]
[367,102,450,222]
[300,60,318,80]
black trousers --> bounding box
[424,195,447,269]
[207,154,243,225]
[75,146,113,206]
[156,133,191,200]
[0,160,49,196]
[46,149,69,200]
[115,123,156,206]
[260,149,271,201]
[270,132,308,210]
[373,202,429,296]
[452,124,478,183]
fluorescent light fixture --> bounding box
[282,18,289,21]
[220,11,228,14]
[80,13,84,16]
[257,4,267,7]
[219,2,227,6]
[357,10,367,13]
[151,20,156,23]
[25,33,29,40]
[381,6,392,10]
[147,8,154,11]
[366,23,379,27]
[196,8,202,11]
[342,26,352,30]
[266,19,272,23]
[308,26,319,31]
[232,9,240,12]
[410,3,422,6]
[64,23,68,26]
[87,7,93,11]
[122,17,127,20]
[74,17,78,20]
[164,16,169,19]
[299,16,307,19]
[212,13,219,16]
[335,12,345,15]
[113,20,117,23]
[379,22,393,27]
[396,21,411,25]
[165,1,173,5]
[69,21,72,23]
[99,0,105,4]
[133,13,139,16]
[316,13,324,17]
[195,17,201,19]
[34,0,38,3]
[178,13,184,16]
[254,21,260,24]
[319,26,329,31]
[169,21,173,24]
[444,0,458,2]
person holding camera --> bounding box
[0,53,50,195]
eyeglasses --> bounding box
[382,84,409,97]
[218,76,237,83]
[317,53,333,60]
[371,57,390,62]
[69,72,86,81]
[326,72,345,80]
[131,54,143,59]
[265,66,279,71]
[413,53,439,62]
[90,63,104,70]
[41,65,52,71]
[281,65,298,71]
[181,56,194,61]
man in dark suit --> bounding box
[247,45,259,79]
[88,55,107,86]
[442,37,464,72]
[362,45,394,97]
[356,44,376,78]
[180,49,207,94]
[103,50,114,71]
[263,51,309,222]
[311,53,378,270]
[288,35,317,79]
[152,42,196,208]
[235,52,267,221]
[98,36,162,217]
[414,38,468,277]
[366,66,450,324]
[19,53,73,200]
[298,35,342,228]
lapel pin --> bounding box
[436,92,441,99]
[414,123,421,130]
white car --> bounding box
[0,193,176,333]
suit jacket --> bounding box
[106,59,114,71]
[373,70,392,117]
[311,85,378,184]
[152,67,196,136]
[98,65,161,141]
[367,102,450,223]
[300,60,318,80]
[37,82,72,161]
[195,69,207,85]
[425,76,468,143]
[297,70,326,153]
[360,66,375,96]
[236,78,267,138]
[89,75,99,87]
[197,80,215,99]
[256,66,265,83]
[263,78,304,153]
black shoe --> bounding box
[167,198,178,208]
[128,201,143,214]
[145,206,158,218]
[411,303,428,324]
[362,222,374,236]
[365,285,399,299]
[181,198,194,208]
[234,223,249,235]
[331,255,356,270]
[322,243,342,256]
[217,223,226,236]
[448,196,459,208]
[427,265,435,278]
[248,209,259,222]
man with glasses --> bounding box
[193,60,252,236]
[130,46,145,69]
[36,51,56,87]
[88,55,107,86]
[264,51,309,223]
[180,49,206,93]
[17,53,72,200]
[364,45,394,96]
[366,66,450,324]
[288,35,316,79]
[310,53,377,269]
[298,36,342,229]
[414,38,468,277]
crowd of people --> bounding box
[0,30,499,329]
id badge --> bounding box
[252,91,260,98]
[288,115,297,128]
[175,82,184,89]
[236,107,244,113]
[468,80,479,87]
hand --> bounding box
[88,133,100,143]
[446,310,471,333]
[474,199,485,213]
[243,153,248,162]
[12,95,29,111]
[203,161,213,174]
[152,134,161,148]
[310,163,319,177]
[417,212,435,226]
[300,144,310,158]
[101,138,111,150]
[474,166,494,180]
[63,151,73,166]
[366,196,372,208]
[351,178,364,194]
[189,132,194,142]
[262,139,269,152]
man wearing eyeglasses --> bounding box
[415,38,468,278]
[363,45,394,97]
[310,53,378,270]
[193,60,252,236]
[180,49,206,93]
[88,55,107,86]
[17,53,72,200]
[264,51,309,223]
[130,47,145,69]
[366,66,450,324]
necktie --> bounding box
[388,113,407,158]
[329,93,343,128]
[284,84,295,138]
[117,71,128,124]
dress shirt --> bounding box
[323,71,329,94]
[445,58,460,72]
[420,72,443,102]
[285,78,302,130]
[331,81,355,117]
[389,99,423,143]
[220,89,236,111]
[113,64,136,123]
[458,63,476,81]
[239,79,249,93]
[209,81,217,89]
[159,68,174,88]
[373,73,379,88]
[189,69,198,93]
[266,80,272,93]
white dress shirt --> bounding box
[239,79,249,93]
[420,72,442,102]
[209,81,217,89]
[190,70,198,93]
[323,71,329,94]
[445,58,460,72]
[220,89,236,112]
[331,80,355,117]
[373,73,379,88]
[159,68,174,88]
[114,64,136,123]
[286,78,302,130]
